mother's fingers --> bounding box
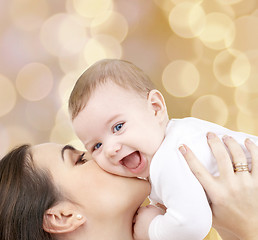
[206,133,234,176]
[179,145,215,191]
[222,135,249,174]
[245,138,258,175]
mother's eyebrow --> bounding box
[61,145,76,161]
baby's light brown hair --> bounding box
[68,59,155,120]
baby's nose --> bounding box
[105,142,121,158]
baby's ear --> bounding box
[43,201,86,234]
[147,89,167,121]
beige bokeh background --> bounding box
[1,0,258,158]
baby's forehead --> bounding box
[90,82,138,99]
[102,82,147,99]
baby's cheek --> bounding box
[94,157,104,167]
[152,139,163,154]
[98,160,117,175]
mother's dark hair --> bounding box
[0,145,61,240]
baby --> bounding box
[68,59,258,240]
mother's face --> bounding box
[31,143,150,216]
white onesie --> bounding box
[148,117,258,240]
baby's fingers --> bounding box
[179,144,214,191]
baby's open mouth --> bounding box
[120,151,141,169]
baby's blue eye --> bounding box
[94,143,102,151]
[114,123,124,133]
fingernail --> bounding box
[246,138,252,144]
[222,135,229,141]
[179,145,187,155]
[207,132,215,139]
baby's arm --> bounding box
[148,205,211,240]
[133,205,165,240]
[148,148,212,239]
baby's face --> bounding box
[72,81,165,178]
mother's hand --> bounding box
[179,133,258,240]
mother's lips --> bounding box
[120,151,141,169]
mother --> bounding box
[1,139,258,240]
[0,142,151,240]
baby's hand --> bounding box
[133,205,165,240]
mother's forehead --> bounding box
[31,142,63,152]
[30,143,64,165]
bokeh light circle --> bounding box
[65,0,92,27]
[16,63,53,101]
[199,12,235,50]
[213,49,250,87]
[52,104,84,145]
[58,52,89,75]
[191,95,228,126]
[171,0,204,4]
[162,60,200,97]
[237,111,258,135]
[0,75,17,117]
[234,50,258,94]
[72,0,113,19]
[152,0,174,12]
[58,73,80,105]
[40,13,87,57]
[91,11,129,43]
[234,88,258,116]
[50,120,77,144]
[169,2,206,38]
[55,105,71,125]
[83,35,122,66]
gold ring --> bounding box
[233,163,249,172]
[234,162,248,168]
[234,167,249,172]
